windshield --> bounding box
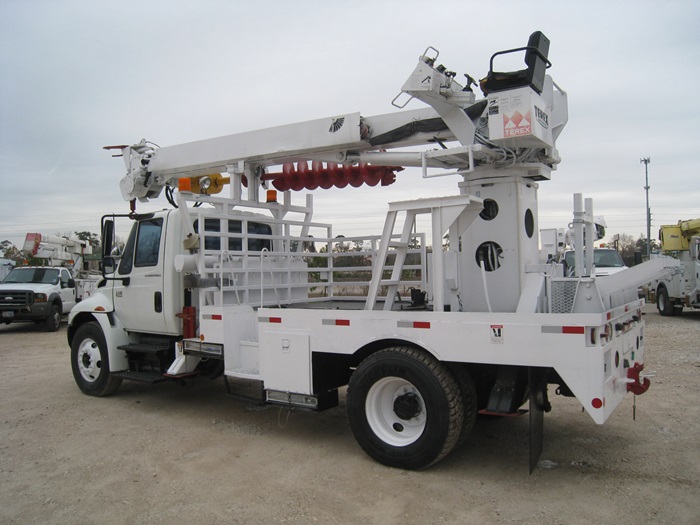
[2,268,60,285]
[563,249,625,268]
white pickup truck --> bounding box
[0,266,79,331]
[560,248,628,277]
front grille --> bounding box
[0,290,34,307]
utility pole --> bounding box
[640,157,651,257]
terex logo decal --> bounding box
[534,105,549,129]
[503,110,531,137]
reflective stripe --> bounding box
[541,325,585,334]
[259,317,282,324]
[322,319,350,326]
[397,320,431,329]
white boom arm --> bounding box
[23,233,90,258]
[22,233,92,273]
[111,43,568,203]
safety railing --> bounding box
[188,208,426,310]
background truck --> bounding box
[652,218,700,316]
[68,32,675,471]
[540,218,627,278]
[0,233,99,331]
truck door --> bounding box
[59,268,77,313]
[112,215,170,334]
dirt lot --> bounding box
[0,305,698,525]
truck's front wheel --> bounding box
[347,346,464,470]
[657,286,675,316]
[44,304,61,332]
[71,322,122,396]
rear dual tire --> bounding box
[347,346,465,470]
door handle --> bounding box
[154,291,163,313]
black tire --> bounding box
[657,286,675,316]
[346,346,464,470]
[448,364,478,447]
[71,322,122,396]
[44,304,62,332]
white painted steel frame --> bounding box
[257,297,645,425]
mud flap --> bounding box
[528,367,548,474]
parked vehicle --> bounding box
[652,219,700,316]
[1,266,77,331]
[68,32,675,471]
[561,248,627,277]
[0,233,99,330]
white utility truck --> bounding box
[0,233,97,331]
[541,219,628,278]
[652,219,700,315]
[68,33,675,471]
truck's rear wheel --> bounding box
[448,364,478,447]
[44,304,61,332]
[71,322,122,396]
[657,286,675,316]
[347,346,464,470]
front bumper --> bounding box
[0,302,51,322]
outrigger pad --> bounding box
[528,366,548,474]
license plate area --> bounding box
[2,311,14,319]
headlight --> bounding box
[199,176,212,192]
[34,293,48,303]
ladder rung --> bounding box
[380,279,400,286]
[388,241,409,249]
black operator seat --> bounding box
[479,31,551,95]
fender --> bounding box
[68,288,114,321]
[68,289,130,372]
[47,292,63,311]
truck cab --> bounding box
[109,211,181,336]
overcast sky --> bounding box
[1,0,698,250]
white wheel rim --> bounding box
[77,338,102,383]
[365,376,426,447]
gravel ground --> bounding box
[0,304,698,524]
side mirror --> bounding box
[67,278,76,289]
[102,256,117,275]
[102,219,115,259]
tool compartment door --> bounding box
[259,328,312,395]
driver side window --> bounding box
[134,219,163,267]
[119,218,163,275]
